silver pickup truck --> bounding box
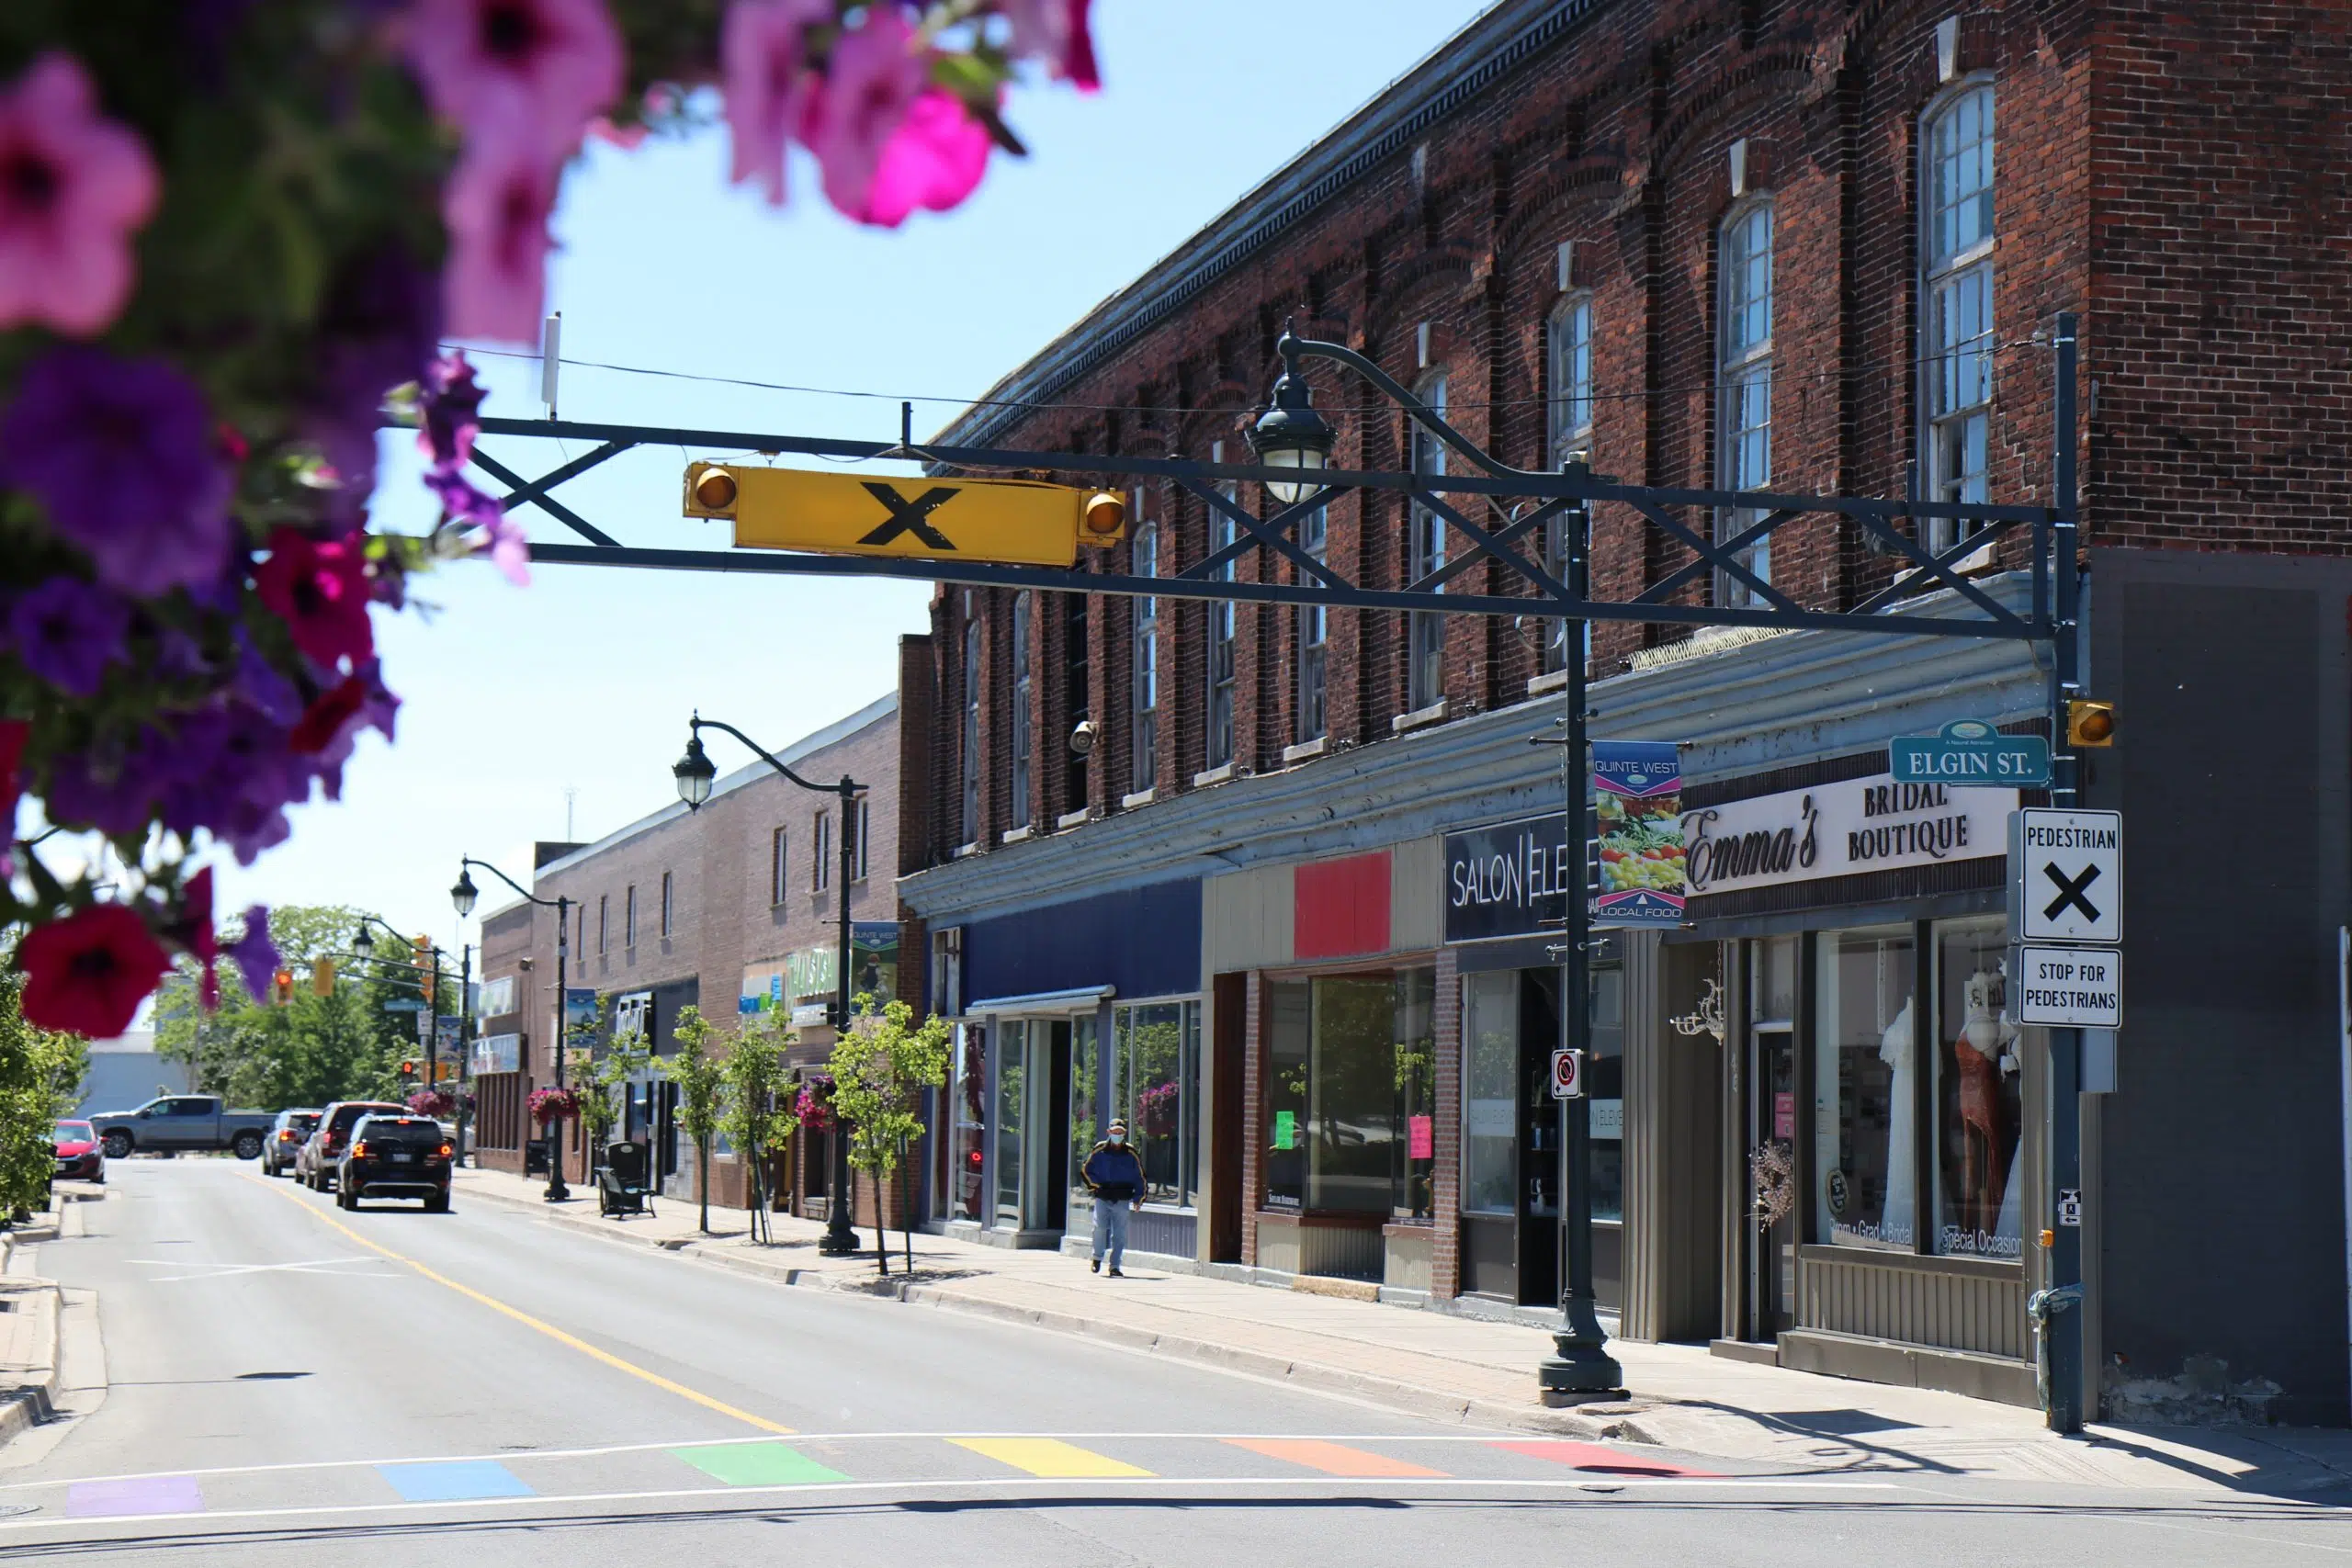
[87,1096,275,1160]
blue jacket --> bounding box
[1081,1141,1145,1201]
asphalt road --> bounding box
[0,1160,2339,1564]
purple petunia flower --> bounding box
[226,905,277,998]
[10,576,128,695]
[0,346,234,599]
[419,350,486,468]
[231,629,303,725]
[308,246,441,524]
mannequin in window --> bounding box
[1879,997,1916,1247]
[1955,967,2020,1238]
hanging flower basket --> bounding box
[406,1088,456,1119]
[795,1075,836,1134]
[527,1086,579,1126]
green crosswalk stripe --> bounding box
[670,1443,848,1486]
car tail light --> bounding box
[436,1143,454,1159]
[348,1141,369,1158]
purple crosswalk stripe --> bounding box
[67,1476,204,1517]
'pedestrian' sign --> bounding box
[2015,944,2121,1028]
[2010,808,2122,943]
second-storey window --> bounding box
[849,795,870,880]
[771,827,787,905]
[1548,293,1595,465]
[660,871,673,938]
[1010,590,1033,828]
[1923,83,1996,551]
[1296,502,1329,742]
[1408,374,1448,712]
[597,894,608,953]
[1717,200,1775,605]
[812,809,831,891]
[1206,443,1237,772]
[959,592,980,844]
[624,885,637,948]
[1132,513,1159,789]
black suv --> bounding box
[335,1115,454,1212]
[300,1101,404,1190]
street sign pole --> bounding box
[2044,314,2086,1436]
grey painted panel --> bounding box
[1203,865,1293,978]
[1797,1247,2026,1359]
[1391,836,1443,953]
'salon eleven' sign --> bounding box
[1681,775,2014,896]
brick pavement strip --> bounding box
[447,1168,2323,1490]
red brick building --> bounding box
[899,0,2352,1420]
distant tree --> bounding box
[0,953,90,1220]
[582,1016,648,1181]
[718,1021,795,1246]
[666,1008,729,1235]
[829,995,952,1276]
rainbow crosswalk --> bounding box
[43,1434,1723,1521]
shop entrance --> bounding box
[1747,1023,1797,1341]
[991,1017,1074,1236]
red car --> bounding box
[53,1120,103,1184]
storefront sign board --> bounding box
[1890,719,2051,787]
[1443,811,1576,943]
[2010,808,2123,943]
[1681,775,2014,897]
[2014,943,2121,1028]
[470,1032,521,1073]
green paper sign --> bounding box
[1273,1110,1296,1150]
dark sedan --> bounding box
[53,1120,103,1183]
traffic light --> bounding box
[2067,698,2116,748]
[399,1058,418,1082]
[311,956,335,998]
[271,968,295,1006]
[413,937,435,1003]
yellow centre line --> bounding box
[246,1174,791,1435]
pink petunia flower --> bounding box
[403,0,624,159]
[805,6,929,223]
[0,52,161,335]
[440,120,560,344]
[722,0,831,206]
[1001,0,1100,92]
[254,529,375,671]
[182,865,220,1011]
[854,88,994,229]
[0,718,25,881]
[18,903,171,1040]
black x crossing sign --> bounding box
[684,464,1125,566]
[2011,808,2123,943]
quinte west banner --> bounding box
[1592,740,1687,927]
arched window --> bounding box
[1408,372,1449,712]
[1205,442,1237,771]
[1295,500,1329,742]
[1009,590,1032,831]
[1131,510,1159,790]
[1921,82,1996,549]
[1544,292,1595,674]
[959,590,980,845]
[1716,200,1774,605]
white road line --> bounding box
[0,1431,1742,1493]
[0,1474,1907,1533]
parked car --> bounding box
[52,1120,103,1183]
[261,1109,322,1177]
[88,1095,274,1161]
[335,1114,454,1212]
[299,1101,405,1191]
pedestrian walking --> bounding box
[1080,1120,1145,1277]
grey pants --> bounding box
[1091,1198,1130,1269]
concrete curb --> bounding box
[0,1282,62,1452]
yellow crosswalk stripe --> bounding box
[950,1438,1152,1478]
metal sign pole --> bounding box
[2044,311,2086,1434]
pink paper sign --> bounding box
[1773,1091,1795,1141]
[1408,1114,1434,1161]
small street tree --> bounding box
[829,996,953,1277]
[582,1027,650,1183]
[667,1007,729,1235]
[0,956,88,1223]
[718,1021,794,1245]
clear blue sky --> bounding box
[220,1,1497,960]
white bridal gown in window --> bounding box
[1879,997,1916,1247]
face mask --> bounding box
[1110,1134,1126,1145]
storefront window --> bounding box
[994,1020,1026,1227]
[1394,970,1436,1222]
[1114,1000,1200,1208]
[1753,934,1798,1023]
[1933,918,2022,1258]
[1261,972,1433,1217]
[1066,1012,1099,1223]
[1814,926,1917,1251]
[1264,982,1309,1210]
[1461,972,1517,1215]
[1587,964,1624,1224]
[952,1024,986,1223]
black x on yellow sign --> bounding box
[684,464,1125,566]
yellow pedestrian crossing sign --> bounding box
[684,463,1126,566]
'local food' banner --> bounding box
[1593,741,1686,926]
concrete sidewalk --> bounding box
[453,1166,2352,1496]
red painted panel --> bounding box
[1294,852,1391,960]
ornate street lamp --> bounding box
[454,856,573,1202]
[1248,327,1338,505]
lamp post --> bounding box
[673,714,862,1258]
[1250,324,1620,1397]
[355,915,442,1097]
[453,859,573,1202]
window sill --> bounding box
[1192,762,1236,788]
[952,841,979,860]
[1525,669,1568,695]
[1392,697,1450,733]
[1056,806,1098,831]
[1281,736,1329,765]
[1120,787,1157,811]
[1000,826,1035,846]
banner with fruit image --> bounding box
[1593,741,1686,927]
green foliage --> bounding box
[0,956,89,1219]
[582,1026,649,1147]
[830,995,953,1180]
[150,905,430,1111]
[718,1020,795,1245]
[665,1006,730,1233]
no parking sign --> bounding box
[1550,1048,1585,1100]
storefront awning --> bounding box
[965,985,1114,1015]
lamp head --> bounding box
[1249,325,1336,505]
[353,925,375,956]
[673,731,717,810]
[450,868,478,918]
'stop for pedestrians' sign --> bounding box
[2010,808,2122,943]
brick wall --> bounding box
[920,0,2340,870]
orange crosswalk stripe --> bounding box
[1221,1438,1446,1478]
